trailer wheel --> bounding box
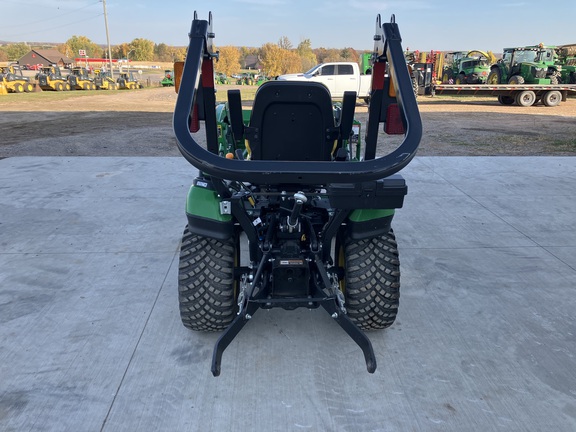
[338,229,400,330]
[498,95,515,105]
[178,226,238,332]
[542,91,562,107]
[515,90,536,107]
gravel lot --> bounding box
[1,86,575,158]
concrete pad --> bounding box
[1,156,576,431]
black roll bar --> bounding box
[173,13,422,185]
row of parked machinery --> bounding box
[406,44,576,106]
[0,63,143,93]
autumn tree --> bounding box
[0,48,8,62]
[260,43,301,76]
[65,36,102,58]
[173,47,187,61]
[129,38,155,61]
[5,42,31,61]
[112,43,130,59]
[215,45,241,77]
[297,39,317,71]
[154,43,175,62]
[277,36,293,50]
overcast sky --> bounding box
[1,0,575,54]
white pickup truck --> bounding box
[276,62,372,100]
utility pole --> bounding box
[102,0,114,77]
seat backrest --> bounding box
[246,81,338,161]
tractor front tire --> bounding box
[178,226,237,332]
[340,230,400,330]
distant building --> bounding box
[242,54,261,70]
[18,49,73,68]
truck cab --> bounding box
[277,62,371,99]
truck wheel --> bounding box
[542,90,562,107]
[508,75,525,85]
[178,226,238,332]
[338,229,400,330]
[487,69,500,84]
[515,90,536,107]
[498,95,515,105]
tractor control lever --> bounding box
[287,192,307,230]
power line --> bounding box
[0,1,101,29]
[1,14,104,40]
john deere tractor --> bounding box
[556,44,576,84]
[441,50,495,84]
[487,45,561,85]
[0,64,34,93]
[36,65,70,91]
[67,67,96,90]
[161,69,175,86]
[173,12,422,376]
[93,69,117,90]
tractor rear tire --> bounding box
[339,230,400,330]
[178,226,238,332]
[487,69,501,84]
[542,90,562,107]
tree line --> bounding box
[1,35,365,75]
[217,38,364,77]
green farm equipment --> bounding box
[488,45,561,85]
[161,69,175,87]
[441,50,495,84]
[0,64,34,93]
[173,12,422,376]
[36,65,70,91]
[556,44,576,84]
[93,69,117,90]
[67,66,96,90]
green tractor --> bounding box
[556,44,576,84]
[161,69,175,87]
[0,64,34,93]
[93,68,118,90]
[36,65,70,91]
[487,45,561,85]
[173,12,422,376]
[67,66,96,90]
[441,50,495,84]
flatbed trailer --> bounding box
[431,83,576,106]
